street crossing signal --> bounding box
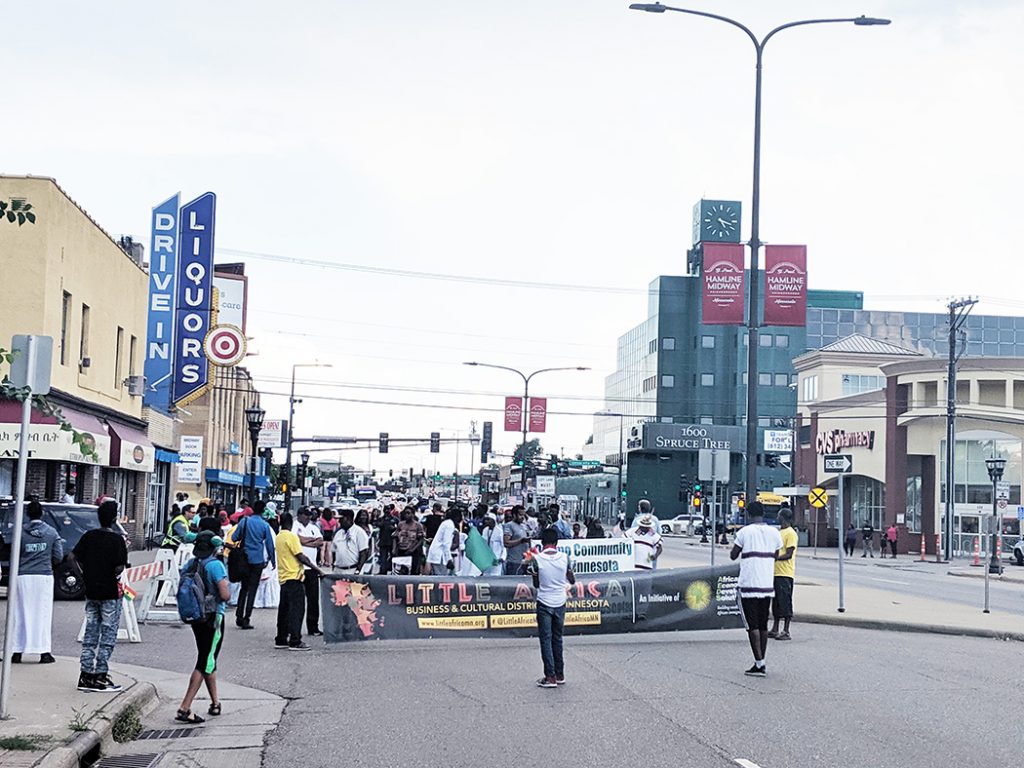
[430,432,440,453]
[379,432,389,454]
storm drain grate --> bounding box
[136,727,199,740]
[93,754,162,768]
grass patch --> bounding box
[111,703,142,743]
[68,705,91,732]
[0,734,52,750]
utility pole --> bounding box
[944,297,977,562]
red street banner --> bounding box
[702,243,746,325]
[504,396,523,432]
[764,245,808,326]
[528,397,547,433]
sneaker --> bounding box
[77,673,100,692]
[308,630,324,637]
[536,677,557,688]
[776,631,792,641]
[744,665,767,677]
[274,641,289,649]
[10,653,21,664]
[39,653,56,664]
[767,630,779,639]
[555,675,566,685]
[96,675,123,692]
[238,624,255,631]
[288,643,312,652]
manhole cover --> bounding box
[136,727,198,740]
[93,754,162,768]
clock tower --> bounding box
[692,199,742,245]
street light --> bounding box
[244,404,265,505]
[300,451,311,507]
[983,456,1006,612]
[464,362,590,503]
[628,2,890,499]
[284,362,333,512]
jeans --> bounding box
[536,603,565,679]
[236,563,265,624]
[505,561,524,576]
[276,580,305,646]
[80,599,122,675]
[303,569,320,634]
[862,538,873,556]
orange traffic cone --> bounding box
[973,536,981,567]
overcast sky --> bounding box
[6,1,1023,475]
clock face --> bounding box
[702,201,740,241]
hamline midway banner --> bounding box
[322,564,744,643]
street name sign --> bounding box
[568,460,602,468]
[823,454,853,473]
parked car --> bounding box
[1013,538,1024,567]
[662,514,706,535]
[0,500,131,600]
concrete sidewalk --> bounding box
[0,655,285,768]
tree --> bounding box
[513,439,543,464]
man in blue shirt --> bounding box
[231,500,276,630]
[11,500,64,664]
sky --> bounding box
[5,1,1023,476]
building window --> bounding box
[60,292,71,366]
[661,375,675,388]
[758,372,772,386]
[649,339,657,355]
[662,337,676,351]
[114,327,124,389]
[841,374,884,396]
[701,335,716,349]
[742,372,748,385]
[642,375,657,393]
[759,334,772,347]
[775,334,789,348]
[774,373,789,387]
[757,417,771,427]
[701,373,715,387]
[79,304,90,369]
[699,415,714,425]
[743,333,749,347]
[802,375,819,402]
[128,335,137,377]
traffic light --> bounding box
[379,432,389,454]
[692,496,701,508]
[736,492,746,509]
[516,459,525,467]
[549,454,558,471]
[389,469,394,478]
[693,481,702,508]
[281,483,288,493]
[430,432,440,453]
[481,421,492,463]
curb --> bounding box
[797,613,1024,643]
[947,569,1024,585]
[35,680,159,768]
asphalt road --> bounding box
[25,584,1022,768]
[659,536,1024,615]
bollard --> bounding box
[919,533,927,562]
[934,534,942,563]
[973,536,981,567]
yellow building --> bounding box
[0,175,152,535]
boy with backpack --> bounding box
[175,522,231,724]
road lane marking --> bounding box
[735,760,763,768]
[871,577,910,585]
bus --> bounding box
[729,491,788,527]
[352,485,378,505]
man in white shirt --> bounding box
[294,508,324,637]
[626,513,663,570]
[730,501,784,678]
[425,509,461,575]
[530,528,575,688]
[332,510,369,573]
[482,512,506,576]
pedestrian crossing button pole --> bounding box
[983,456,1007,613]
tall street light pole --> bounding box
[464,363,590,502]
[244,404,265,505]
[284,362,332,512]
[983,456,1006,613]
[628,3,890,499]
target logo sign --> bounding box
[204,324,246,367]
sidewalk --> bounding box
[0,656,285,768]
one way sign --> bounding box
[824,454,853,473]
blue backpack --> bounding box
[177,556,218,625]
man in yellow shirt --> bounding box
[274,512,323,651]
[769,507,798,641]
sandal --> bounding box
[208,702,221,716]
[175,709,205,724]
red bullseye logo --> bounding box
[204,324,246,367]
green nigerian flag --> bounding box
[465,526,498,572]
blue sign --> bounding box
[205,468,245,486]
[143,194,179,412]
[171,192,216,406]
[328,482,338,498]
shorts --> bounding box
[772,576,794,619]
[322,529,335,542]
[192,614,225,674]
[740,596,772,632]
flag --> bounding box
[465,526,498,572]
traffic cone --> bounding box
[973,536,981,567]
[919,533,926,562]
[934,534,942,563]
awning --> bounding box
[0,399,111,465]
[205,468,245,486]
[155,448,180,464]
[107,422,155,473]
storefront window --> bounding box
[905,476,922,533]
[940,437,1022,506]
[850,476,885,530]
